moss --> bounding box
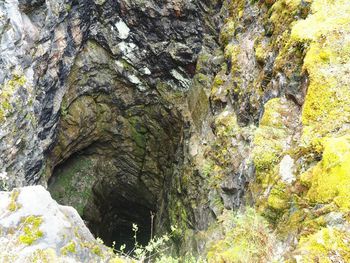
[267,181,290,211]
[219,19,235,46]
[300,136,350,211]
[91,245,102,256]
[295,227,350,262]
[29,249,58,263]
[109,258,126,263]
[207,208,275,263]
[49,156,94,216]
[129,116,147,152]
[252,98,296,173]
[7,188,21,212]
[290,0,350,140]
[0,74,27,121]
[61,241,77,255]
[19,216,43,245]
[254,43,266,63]
[252,127,286,172]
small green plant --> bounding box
[207,207,276,263]
[109,222,186,262]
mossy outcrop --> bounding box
[1,0,350,262]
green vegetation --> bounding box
[291,0,350,141]
[300,136,350,211]
[49,156,94,216]
[19,216,43,245]
[295,227,350,262]
[0,74,27,122]
[7,188,21,212]
[207,208,275,263]
[61,241,77,255]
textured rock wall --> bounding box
[176,0,350,261]
[0,0,220,187]
[1,0,350,262]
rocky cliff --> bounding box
[1,0,350,262]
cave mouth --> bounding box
[45,39,185,251]
[47,96,184,252]
[48,147,160,251]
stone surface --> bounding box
[0,186,117,262]
[1,0,350,262]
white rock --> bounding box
[115,20,130,40]
[0,186,108,262]
[279,155,295,184]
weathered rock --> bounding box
[0,186,121,262]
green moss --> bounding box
[48,156,93,216]
[300,136,350,211]
[254,43,266,63]
[267,181,290,211]
[290,0,350,140]
[129,116,147,152]
[252,127,286,172]
[0,74,27,121]
[295,227,350,262]
[259,98,285,128]
[91,245,102,256]
[61,241,77,255]
[207,208,275,263]
[19,216,43,245]
[7,188,21,212]
[219,19,235,46]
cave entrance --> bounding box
[44,45,184,251]
[48,148,158,251]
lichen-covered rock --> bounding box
[1,0,350,261]
[0,185,126,262]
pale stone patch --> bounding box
[279,155,295,184]
[115,20,130,40]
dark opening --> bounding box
[48,150,158,252]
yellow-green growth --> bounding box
[219,19,235,46]
[29,249,58,263]
[267,181,289,211]
[295,227,350,262]
[0,74,27,122]
[291,0,350,140]
[207,208,275,263]
[300,136,350,210]
[19,216,43,245]
[7,188,21,212]
[109,258,126,263]
[91,245,102,256]
[61,241,76,255]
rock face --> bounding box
[1,0,350,262]
[0,0,219,187]
[0,186,117,262]
[0,0,222,251]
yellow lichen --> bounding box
[19,216,43,246]
[207,208,275,263]
[7,188,21,212]
[300,136,350,211]
[29,248,58,263]
[0,74,27,122]
[60,241,76,255]
[295,227,350,262]
[291,0,350,140]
